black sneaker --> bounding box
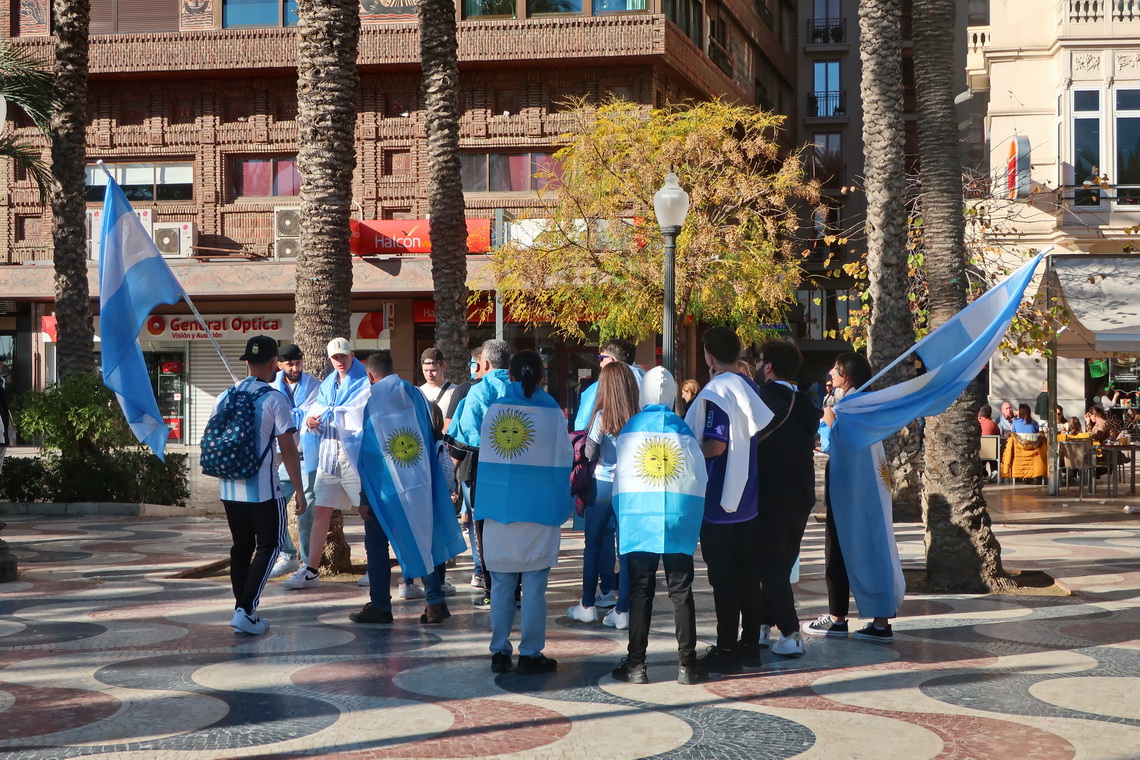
[697,645,741,674]
[803,614,849,638]
[474,594,491,610]
[611,658,649,684]
[349,603,394,624]
[677,663,709,685]
[516,653,558,675]
[491,653,513,673]
[853,622,894,643]
[737,641,762,668]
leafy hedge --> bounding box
[4,373,189,506]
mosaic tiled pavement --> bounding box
[4,513,1140,759]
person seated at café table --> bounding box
[1086,407,1114,443]
[1065,416,1084,436]
[1011,404,1040,434]
[978,405,1000,436]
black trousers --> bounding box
[223,497,283,614]
[755,503,813,636]
[824,507,851,619]
[699,517,762,650]
[625,551,697,668]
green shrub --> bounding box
[7,373,189,506]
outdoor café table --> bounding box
[1097,443,1140,497]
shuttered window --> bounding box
[90,0,179,34]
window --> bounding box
[464,0,515,17]
[460,152,563,192]
[797,288,851,341]
[809,0,843,43]
[85,161,194,202]
[222,0,298,28]
[228,156,300,198]
[810,61,843,117]
[812,132,842,187]
[594,0,647,13]
[90,0,179,34]
[1073,90,1101,206]
[664,0,703,45]
[528,0,582,15]
[1116,90,1140,205]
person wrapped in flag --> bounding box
[610,367,708,685]
[339,351,466,625]
[474,350,573,676]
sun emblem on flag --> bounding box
[384,427,423,468]
[634,436,684,486]
[489,409,535,459]
[876,455,893,489]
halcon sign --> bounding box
[350,219,491,256]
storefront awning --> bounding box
[1050,255,1140,357]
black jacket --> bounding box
[755,382,821,513]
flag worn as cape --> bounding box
[613,404,707,555]
[573,363,646,430]
[98,178,187,460]
[272,370,321,471]
[446,368,511,450]
[830,253,1044,617]
[345,375,465,578]
[683,372,773,512]
[474,383,573,526]
[305,358,370,475]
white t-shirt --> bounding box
[418,381,455,417]
[212,378,296,503]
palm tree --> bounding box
[0,44,52,200]
[50,0,96,378]
[418,0,469,383]
[293,0,361,574]
[858,0,921,518]
[913,0,1007,591]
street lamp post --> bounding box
[653,171,689,378]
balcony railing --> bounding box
[1061,0,1140,22]
[807,17,846,44]
[807,91,846,118]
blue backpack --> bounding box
[200,381,275,479]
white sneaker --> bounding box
[595,590,618,608]
[771,631,805,657]
[758,624,771,648]
[567,604,598,623]
[269,556,300,579]
[440,580,457,596]
[283,567,320,590]
[230,609,269,635]
[603,609,629,630]
[398,583,425,600]
[357,574,370,587]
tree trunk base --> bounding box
[320,510,353,574]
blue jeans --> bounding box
[583,480,629,612]
[364,511,445,609]
[489,568,550,657]
[461,481,482,577]
[278,462,316,566]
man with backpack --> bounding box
[201,335,307,635]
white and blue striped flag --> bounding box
[349,375,466,579]
[98,178,186,460]
[830,253,1044,617]
[612,405,707,556]
[474,384,573,527]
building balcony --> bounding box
[965,25,991,92]
[1057,0,1140,34]
[806,91,847,119]
[806,17,847,45]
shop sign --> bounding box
[142,314,294,341]
[1006,135,1031,199]
[350,218,491,256]
[412,298,517,324]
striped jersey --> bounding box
[212,378,295,502]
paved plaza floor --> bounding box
[3,502,1140,759]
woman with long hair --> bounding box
[568,361,640,629]
[803,352,896,642]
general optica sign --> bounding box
[350,219,491,256]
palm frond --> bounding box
[0,43,52,132]
[0,134,50,203]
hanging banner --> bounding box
[350,219,491,256]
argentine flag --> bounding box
[829,253,1044,617]
[474,383,573,527]
[613,405,707,556]
[98,178,186,460]
[352,375,466,579]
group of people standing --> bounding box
[209,329,895,682]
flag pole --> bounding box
[96,161,238,385]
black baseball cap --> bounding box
[279,343,303,361]
[240,335,279,362]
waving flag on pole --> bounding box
[345,375,465,579]
[829,253,1044,617]
[98,177,186,460]
[474,383,573,527]
[612,404,707,556]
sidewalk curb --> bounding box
[0,501,226,517]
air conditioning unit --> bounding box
[152,222,198,258]
[274,206,301,258]
[85,208,154,260]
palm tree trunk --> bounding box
[859,0,921,519]
[419,0,469,384]
[294,0,360,574]
[50,0,96,378]
[913,0,1008,592]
